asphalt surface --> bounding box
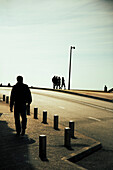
[0,87,113,169]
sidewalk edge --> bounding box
[62,141,102,168]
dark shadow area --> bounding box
[40,157,49,162]
[0,113,3,117]
[71,143,89,147]
[71,136,77,139]
[64,146,74,151]
[0,120,35,170]
[34,117,38,119]
[54,128,60,131]
[48,144,74,150]
[48,144,64,147]
[41,122,48,124]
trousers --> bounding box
[14,104,27,133]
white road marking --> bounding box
[88,117,101,122]
[84,103,113,113]
[58,106,65,109]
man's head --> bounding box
[17,76,23,83]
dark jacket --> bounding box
[10,83,32,109]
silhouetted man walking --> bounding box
[10,76,32,136]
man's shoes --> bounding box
[16,131,20,136]
[21,129,25,136]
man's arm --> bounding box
[28,87,32,105]
[10,87,15,112]
[26,85,32,105]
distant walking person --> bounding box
[61,77,66,90]
[10,76,32,136]
[104,85,107,92]
[52,76,56,89]
[57,77,61,89]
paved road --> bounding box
[0,88,113,169]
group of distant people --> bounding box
[52,76,66,90]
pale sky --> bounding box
[0,0,113,90]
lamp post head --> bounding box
[71,46,75,49]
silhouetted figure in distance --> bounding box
[52,76,58,89]
[104,85,107,92]
[52,76,56,89]
[55,76,58,89]
[52,76,65,89]
[10,76,32,136]
[57,77,61,89]
[61,77,66,90]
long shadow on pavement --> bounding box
[0,119,36,170]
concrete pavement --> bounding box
[0,99,101,170]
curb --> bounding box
[62,141,102,164]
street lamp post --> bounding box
[68,46,75,90]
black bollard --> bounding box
[54,115,59,130]
[69,120,75,138]
[6,96,8,103]
[3,95,5,101]
[42,110,47,124]
[39,135,47,160]
[64,127,71,148]
[26,105,30,115]
[34,107,38,119]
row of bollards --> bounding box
[32,107,75,159]
[39,121,75,160]
[3,95,9,104]
[33,109,59,129]
[3,95,9,103]
[3,94,75,160]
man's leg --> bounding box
[14,110,21,135]
[21,111,27,136]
